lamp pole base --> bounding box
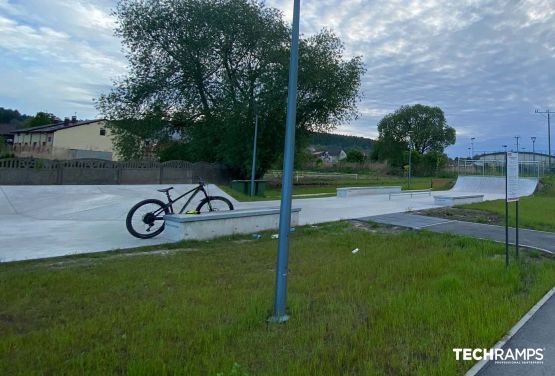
[267,314,290,323]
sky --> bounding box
[0,0,554,157]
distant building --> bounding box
[312,148,347,164]
[11,117,118,160]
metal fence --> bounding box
[456,159,543,178]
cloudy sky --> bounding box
[1,0,554,156]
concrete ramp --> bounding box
[450,176,538,197]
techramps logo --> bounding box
[453,348,544,365]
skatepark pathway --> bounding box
[363,213,555,253]
[362,212,555,376]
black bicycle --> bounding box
[126,181,234,239]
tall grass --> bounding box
[1,222,554,375]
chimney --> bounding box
[64,117,70,126]
[71,115,77,123]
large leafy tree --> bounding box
[24,112,57,128]
[376,104,455,154]
[372,104,455,167]
[97,0,365,177]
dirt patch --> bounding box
[350,219,408,234]
[414,207,502,225]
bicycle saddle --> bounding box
[157,187,174,193]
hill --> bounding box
[308,132,373,151]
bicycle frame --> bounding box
[162,184,210,214]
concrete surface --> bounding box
[0,175,540,262]
[164,208,300,241]
[364,213,555,253]
[477,292,555,376]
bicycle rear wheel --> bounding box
[126,199,169,239]
[195,196,234,213]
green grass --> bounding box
[222,176,448,202]
[2,222,555,375]
[460,175,555,232]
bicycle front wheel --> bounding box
[195,196,234,213]
[126,199,169,239]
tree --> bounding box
[345,149,365,163]
[0,107,30,127]
[25,112,57,128]
[376,104,455,156]
[97,0,365,176]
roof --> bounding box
[11,119,105,134]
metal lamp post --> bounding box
[407,133,412,189]
[471,137,475,158]
[531,137,536,162]
[503,144,508,267]
[250,112,259,197]
[270,0,300,323]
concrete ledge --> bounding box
[164,207,301,241]
[389,189,432,200]
[434,194,484,206]
[337,186,401,198]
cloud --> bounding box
[1,0,554,156]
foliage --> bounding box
[0,107,30,125]
[24,112,57,128]
[371,104,454,175]
[309,132,373,151]
[345,149,365,163]
[376,104,455,155]
[97,0,365,178]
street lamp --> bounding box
[250,108,259,197]
[531,137,536,162]
[407,132,412,189]
[271,0,301,323]
[514,136,520,153]
[471,137,475,159]
[467,147,471,159]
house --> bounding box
[317,148,347,164]
[11,117,118,160]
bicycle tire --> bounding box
[195,196,234,213]
[126,199,170,239]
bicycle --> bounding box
[126,180,234,239]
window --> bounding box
[99,128,106,136]
[48,136,52,142]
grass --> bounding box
[458,175,555,232]
[221,176,450,202]
[2,222,555,375]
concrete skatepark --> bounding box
[0,176,539,262]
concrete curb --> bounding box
[465,285,555,376]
